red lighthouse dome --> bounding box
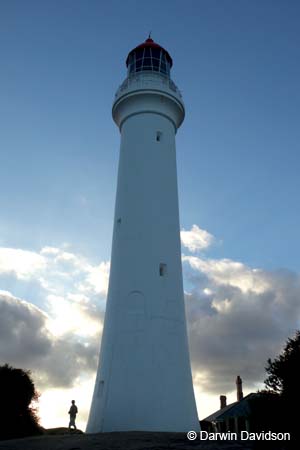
[126,37,173,77]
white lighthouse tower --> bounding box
[86,37,199,433]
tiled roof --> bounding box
[204,393,256,422]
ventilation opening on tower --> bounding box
[159,263,167,276]
[156,131,162,142]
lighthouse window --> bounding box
[152,58,160,71]
[151,48,161,59]
[97,380,104,398]
[159,263,167,277]
[135,58,142,71]
[127,48,170,76]
[129,60,135,74]
[156,131,162,142]
[160,62,166,74]
[144,48,151,57]
[144,57,152,69]
[127,54,133,65]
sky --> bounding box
[0,0,300,430]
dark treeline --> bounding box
[0,364,42,440]
[249,330,300,448]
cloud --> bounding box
[181,225,214,252]
[0,243,111,395]
[78,261,110,297]
[0,290,51,363]
[0,248,46,279]
[0,245,110,306]
[46,293,102,337]
[183,255,269,294]
[1,235,299,424]
[0,291,101,390]
[183,255,300,399]
[39,247,110,298]
[0,245,110,427]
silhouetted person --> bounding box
[68,400,78,430]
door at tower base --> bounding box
[86,37,200,433]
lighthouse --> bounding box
[86,37,199,433]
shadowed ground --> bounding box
[0,430,260,450]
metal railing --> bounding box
[114,72,183,100]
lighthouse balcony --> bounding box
[114,72,183,105]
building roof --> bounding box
[204,393,257,422]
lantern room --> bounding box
[126,37,173,77]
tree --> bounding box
[0,364,43,440]
[264,330,300,445]
[264,330,300,399]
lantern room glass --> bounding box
[127,47,171,77]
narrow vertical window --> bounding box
[117,218,122,225]
[156,131,162,142]
[97,380,104,397]
[159,263,167,277]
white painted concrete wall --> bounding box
[86,72,200,433]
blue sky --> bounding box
[0,0,300,428]
[1,0,299,268]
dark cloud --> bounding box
[35,336,100,389]
[0,293,51,362]
[0,292,101,389]
[184,260,300,396]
